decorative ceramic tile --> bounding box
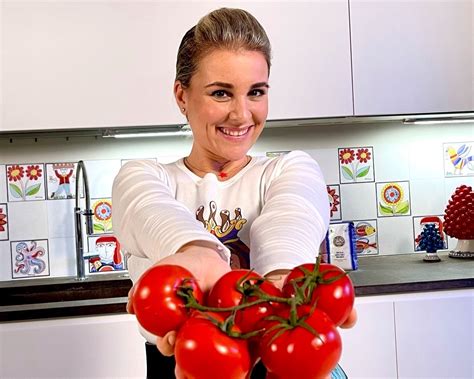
[47,199,75,239]
[377,217,414,255]
[338,146,375,184]
[0,165,7,203]
[45,162,78,200]
[11,239,50,279]
[339,182,377,221]
[0,204,9,241]
[306,148,340,184]
[327,185,342,221]
[374,144,409,182]
[376,181,411,217]
[6,163,46,202]
[84,159,122,199]
[87,234,126,273]
[121,158,157,166]
[412,215,448,252]
[410,179,446,215]
[353,219,378,255]
[91,198,113,234]
[8,201,49,241]
[443,141,474,177]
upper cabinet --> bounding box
[2,1,471,132]
[1,1,353,131]
[1,2,186,131]
[350,0,473,116]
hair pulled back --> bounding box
[175,8,271,88]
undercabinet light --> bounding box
[102,125,192,139]
[403,117,474,125]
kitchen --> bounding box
[1,1,473,378]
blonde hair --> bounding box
[176,8,272,88]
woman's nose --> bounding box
[229,97,251,123]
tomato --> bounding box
[175,311,252,379]
[207,269,284,333]
[259,306,342,379]
[282,263,354,326]
[132,264,203,337]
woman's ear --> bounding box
[174,81,187,115]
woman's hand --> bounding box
[151,242,231,356]
[339,307,358,329]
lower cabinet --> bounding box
[0,314,146,378]
[339,296,398,378]
[340,289,473,379]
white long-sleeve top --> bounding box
[112,150,330,283]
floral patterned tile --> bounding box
[91,198,113,234]
[338,146,375,184]
[0,203,9,241]
[6,163,46,202]
[443,141,474,177]
[11,239,50,279]
[327,184,342,221]
[376,181,411,217]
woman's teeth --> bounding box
[220,127,249,136]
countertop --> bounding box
[1,252,472,322]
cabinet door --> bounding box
[0,314,146,378]
[1,2,188,131]
[394,290,473,379]
[338,297,398,378]
[1,1,353,131]
[350,0,473,115]
[240,1,353,120]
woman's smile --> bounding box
[217,126,253,139]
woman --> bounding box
[112,7,356,378]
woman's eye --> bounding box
[249,89,266,97]
[211,90,229,99]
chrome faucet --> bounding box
[74,160,97,281]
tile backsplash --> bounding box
[0,121,473,282]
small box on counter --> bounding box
[320,222,358,271]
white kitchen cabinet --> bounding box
[0,314,147,378]
[1,1,353,131]
[394,290,473,379]
[350,0,473,116]
[338,297,398,378]
[340,289,473,379]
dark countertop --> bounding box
[1,252,472,322]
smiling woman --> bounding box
[111,7,349,379]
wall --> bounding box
[0,121,473,282]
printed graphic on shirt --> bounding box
[195,201,249,269]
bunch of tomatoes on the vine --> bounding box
[131,258,355,379]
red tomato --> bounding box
[207,269,284,333]
[283,263,354,326]
[259,307,342,379]
[132,264,203,337]
[175,311,252,379]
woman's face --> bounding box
[177,49,269,163]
